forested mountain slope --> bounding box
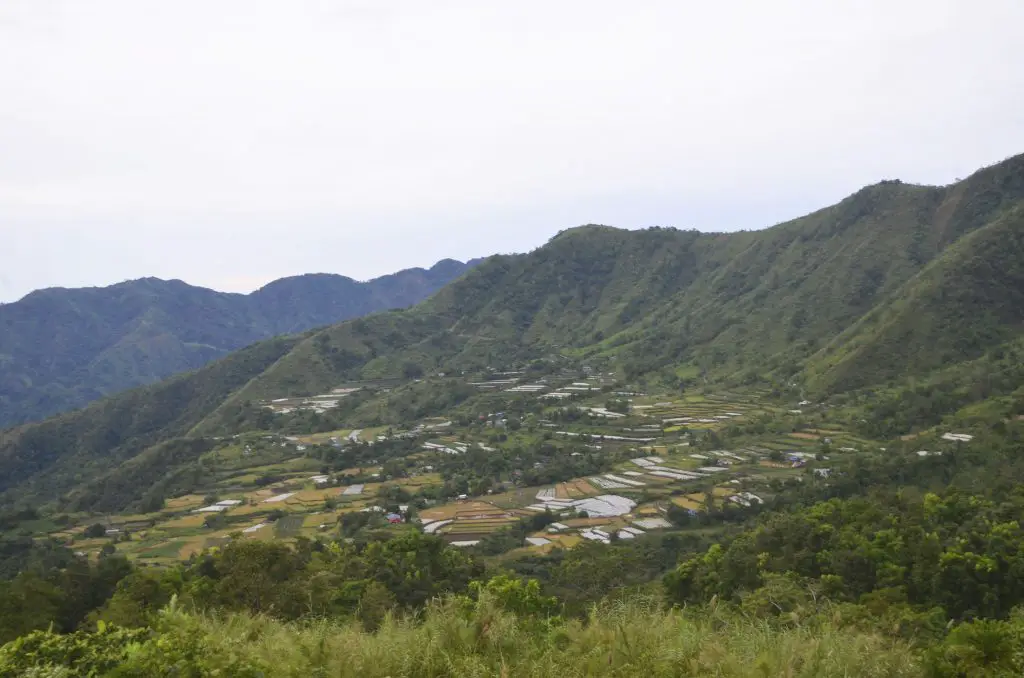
[218,152,1024,408]
[805,203,1024,392]
[0,335,302,505]
[1,152,1023,509]
[0,258,478,426]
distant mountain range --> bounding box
[1,151,1023,512]
[0,258,481,426]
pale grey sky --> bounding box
[2,0,1023,302]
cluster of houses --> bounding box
[941,432,974,443]
[539,512,674,546]
[193,499,243,513]
[262,388,362,415]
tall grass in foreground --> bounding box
[46,595,919,677]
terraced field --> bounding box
[42,385,853,565]
[274,515,305,538]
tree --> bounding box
[83,524,106,539]
[210,541,304,616]
[93,570,179,629]
[605,398,630,415]
[470,575,557,617]
[360,532,481,608]
[356,581,396,632]
[0,573,63,643]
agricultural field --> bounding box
[31,377,869,566]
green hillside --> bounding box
[214,153,1024,406]
[0,259,478,427]
[3,153,1024,676]
[0,335,302,504]
[806,205,1024,392]
[2,153,1023,512]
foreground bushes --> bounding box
[0,594,927,678]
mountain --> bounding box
[2,152,1023,511]
[0,258,480,427]
[215,153,1024,407]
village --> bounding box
[40,365,978,566]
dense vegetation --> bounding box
[3,155,1023,508]
[0,596,928,677]
[2,153,1024,675]
[0,258,477,426]
[0,336,302,504]
[8,477,1024,675]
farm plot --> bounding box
[639,395,766,428]
[158,514,207,531]
[164,494,206,512]
[302,513,336,529]
[295,429,352,445]
[671,496,703,511]
[136,540,189,560]
[443,517,517,535]
[421,499,520,541]
[563,479,599,496]
[274,515,305,538]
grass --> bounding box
[136,540,189,559]
[27,595,922,677]
[177,537,210,559]
[164,494,206,511]
[159,514,206,530]
[302,513,334,529]
[296,429,352,444]
[672,496,703,511]
[274,515,305,538]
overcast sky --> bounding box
[2,1,1022,302]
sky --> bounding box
[2,1,1023,302]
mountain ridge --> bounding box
[6,257,484,305]
[2,151,1023,511]
[0,258,482,426]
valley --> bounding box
[1,153,1023,676]
[20,364,945,573]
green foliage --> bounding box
[82,524,105,539]
[0,555,133,644]
[0,623,150,677]
[174,533,481,620]
[0,596,924,677]
[470,575,559,618]
[665,489,1024,621]
[924,616,1024,677]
